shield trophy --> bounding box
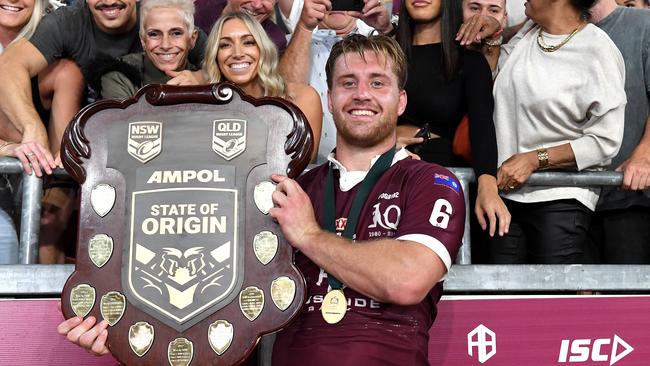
[60,82,310,365]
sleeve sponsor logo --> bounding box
[434,173,460,194]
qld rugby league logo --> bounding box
[212,119,246,160]
[128,122,162,163]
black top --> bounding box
[399,43,497,177]
[29,2,206,76]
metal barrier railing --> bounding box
[451,168,624,265]
[0,157,44,264]
[2,156,649,294]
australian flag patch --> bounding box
[434,173,460,194]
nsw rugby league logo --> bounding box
[212,119,246,160]
[128,122,163,163]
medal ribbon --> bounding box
[322,147,396,290]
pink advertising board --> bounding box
[0,296,647,365]
[429,295,649,366]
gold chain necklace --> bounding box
[536,24,585,52]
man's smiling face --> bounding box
[87,0,137,34]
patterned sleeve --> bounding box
[395,165,466,270]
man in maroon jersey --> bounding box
[269,34,466,365]
[56,34,465,364]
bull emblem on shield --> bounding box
[128,188,238,327]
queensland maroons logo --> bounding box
[212,119,246,160]
[128,122,163,163]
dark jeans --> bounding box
[588,206,650,264]
[488,199,592,264]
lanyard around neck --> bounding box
[322,147,396,289]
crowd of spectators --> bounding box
[0,0,648,266]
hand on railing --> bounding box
[496,151,537,191]
[616,144,650,191]
[3,141,57,177]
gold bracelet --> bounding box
[537,149,549,170]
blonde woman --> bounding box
[0,0,84,265]
[0,0,84,174]
[204,11,322,159]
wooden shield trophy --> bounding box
[60,83,311,365]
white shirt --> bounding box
[326,147,409,191]
[494,21,627,210]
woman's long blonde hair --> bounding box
[203,11,286,98]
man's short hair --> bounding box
[325,34,407,90]
[139,0,196,36]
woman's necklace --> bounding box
[536,23,585,52]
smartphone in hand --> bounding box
[331,0,365,12]
[414,123,431,142]
[407,123,430,154]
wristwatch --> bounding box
[537,149,549,170]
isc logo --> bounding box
[558,335,633,365]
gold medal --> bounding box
[321,289,347,324]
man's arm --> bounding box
[278,0,294,20]
[456,14,525,46]
[278,0,330,83]
[39,59,84,165]
[269,175,449,305]
[497,143,577,191]
[348,0,393,34]
[617,115,650,190]
[0,39,56,176]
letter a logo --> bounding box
[468,324,496,363]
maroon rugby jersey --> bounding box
[273,157,465,365]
